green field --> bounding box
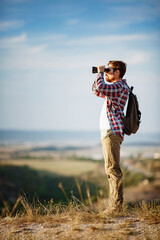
[0,154,149,211]
[0,158,99,176]
[0,147,159,240]
[1,144,157,213]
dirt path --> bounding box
[0,214,159,240]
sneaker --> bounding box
[102,207,123,215]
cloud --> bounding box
[45,2,86,18]
[0,32,156,72]
[66,19,80,25]
[0,20,24,31]
[123,51,151,65]
[0,33,27,48]
[5,0,30,3]
[66,34,153,46]
[0,47,152,72]
[111,5,160,22]
[30,34,68,46]
[8,33,26,43]
[25,32,153,48]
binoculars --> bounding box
[92,66,110,74]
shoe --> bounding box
[102,207,123,215]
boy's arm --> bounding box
[94,73,122,98]
[92,80,106,98]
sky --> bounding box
[0,0,160,133]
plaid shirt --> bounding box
[92,73,129,140]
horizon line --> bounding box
[0,128,160,135]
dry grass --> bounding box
[0,194,160,240]
[0,146,160,239]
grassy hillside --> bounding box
[0,146,159,239]
[0,157,150,213]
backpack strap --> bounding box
[130,86,134,92]
[110,83,133,110]
[126,83,133,93]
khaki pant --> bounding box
[101,133,123,209]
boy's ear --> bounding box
[116,69,120,77]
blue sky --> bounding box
[0,0,160,133]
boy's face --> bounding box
[105,64,116,83]
[105,64,121,83]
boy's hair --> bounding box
[108,60,127,78]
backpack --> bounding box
[122,86,141,135]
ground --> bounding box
[0,144,160,239]
[0,208,160,240]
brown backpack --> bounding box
[122,86,141,135]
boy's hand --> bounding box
[97,65,105,73]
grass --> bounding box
[0,194,160,240]
[0,158,98,176]
[0,150,159,239]
[122,166,150,188]
[0,164,159,239]
[0,164,101,212]
[0,160,151,213]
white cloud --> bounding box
[0,31,159,132]
[0,33,27,46]
[112,5,160,21]
[27,44,48,54]
[9,33,27,43]
[28,31,159,51]
[30,33,68,46]
[0,33,48,53]
[66,34,153,46]
[66,19,80,25]
[0,32,156,71]
[5,0,29,3]
[123,51,151,65]
[0,20,24,31]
